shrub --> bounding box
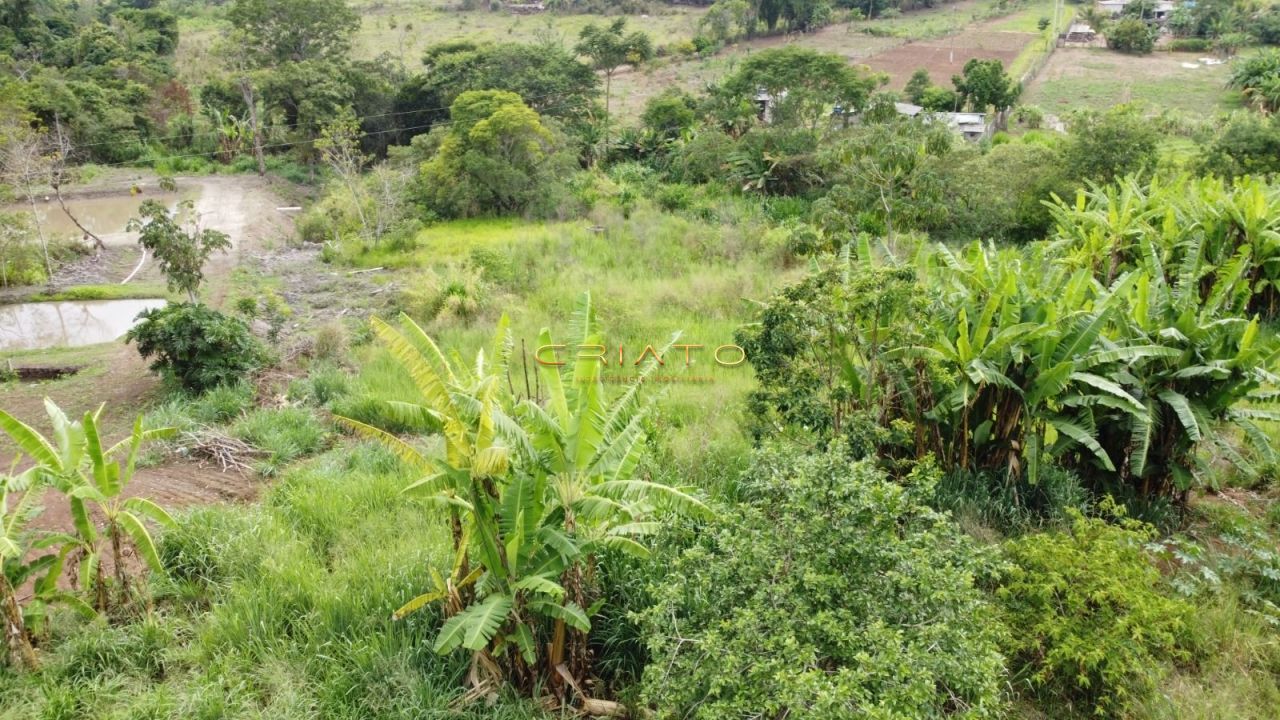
[1197,112,1280,178]
[1168,37,1212,52]
[125,303,266,394]
[654,183,696,212]
[997,507,1194,716]
[311,319,348,361]
[1107,18,1155,54]
[640,446,1007,718]
[1012,104,1045,129]
[670,129,735,184]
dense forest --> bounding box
[4,0,1280,718]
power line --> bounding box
[51,85,595,153]
[3,95,594,183]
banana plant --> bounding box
[1111,248,1280,496]
[517,292,710,682]
[0,462,43,669]
[906,243,1169,483]
[0,400,176,613]
[335,312,531,559]
[352,294,709,695]
[1047,174,1280,317]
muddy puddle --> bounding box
[3,188,197,248]
[0,299,166,351]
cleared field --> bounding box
[352,3,707,64]
[175,5,708,87]
[862,29,1038,88]
[1024,48,1244,117]
[610,28,900,119]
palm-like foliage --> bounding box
[908,243,1167,482]
[344,293,709,696]
[1047,175,1280,316]
[1,463,43,669]
[1228,49,1280,113]
[738,230,1280,498]
[0,400,176,613]
[1108,245,1280,495]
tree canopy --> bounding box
[720,46,884,128]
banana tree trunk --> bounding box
[0,570,38,670]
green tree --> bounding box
[812,119,953,239]
[1062,104,1159,183]
[951,58,1020,122]
[700,0,753,43]
[128,199,231,303]
[418,90,573,218]
[919,85,959,111]
[1107,17,1155,54]
[402,41,599,144]
[226,0,358,66]
[904,68,932,104]
[720,45,883,129]
[1198,112,1280,178]
[640,88,698,142]
[575,19,653,156]
[315,107,373,241]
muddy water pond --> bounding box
[0,299,166,351]
[4,189,196,248]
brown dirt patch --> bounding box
[862,30,1037,88]
[27,461,259,536]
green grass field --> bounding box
[336,197,797,470]
[1024,48,1244,118]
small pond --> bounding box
[0,299,166,352]
[3,190,193,248]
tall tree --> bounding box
[951,58,1020,126]
[721,46,883,130]
[419,90,573,218]
[575,19,653,159]
[316,107,372,241]
[0,122,53,277]
[226,0,359,66]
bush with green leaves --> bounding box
[417,90,576,218]
[1197,113,1280,179]
[640,446,1007,719]
[125,302,266,394]
[1107,18,1155,54]
[997,507,1194,716]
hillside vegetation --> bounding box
[5,0,1280,718]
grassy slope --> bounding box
[0,196,792,717]
[340,200,792,472]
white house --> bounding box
[1097,0,1176,20]
[894,103,993,141]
